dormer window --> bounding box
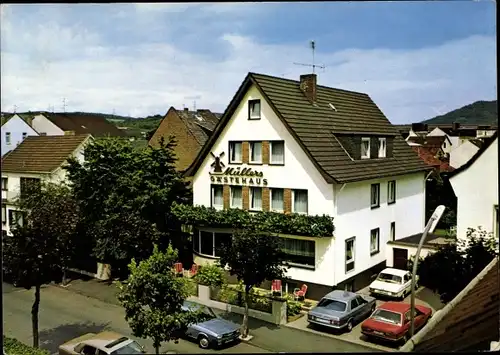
[378,138,386,158]
[248,99,261,120]
[361,137,370,159]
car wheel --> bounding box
[346,319,354,332]
[371,303,376,313]
[198,335,210,349]
[403,333,410,344]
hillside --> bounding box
[422,100,497,125]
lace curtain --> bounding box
[271,189,284,211]
[271,142,284,163]
[294,190,308,213]
[251,187,262,210]
[231,186,242,208]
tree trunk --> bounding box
[154,344,160,355]
[242,286,251,338]
[32,284,41,348]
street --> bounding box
[2,282,383,354]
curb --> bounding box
[51,282,121,307]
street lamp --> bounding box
[409,205,445,338]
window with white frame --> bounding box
[292,189,308,214]
[2,206,6,225]
[249,142,262,163]
[1,178,7,191]
[230,186,242,208]
[229,141,242,163]
[371,183,380,208]
[361,137,370,159]
[345,237,355,272]
[250,187,262,211]
[5,132,11,145]
[270,141,285,164]
[211,185,223,210]
[370,228,380,255]
[388,180,396,204]
[248,99,261,120]
[282,238,315,268]
[390,222,395,241]
[193,229,232,258]
[271,188,284,212]
[378,138,386,158]
[8,210,23,228]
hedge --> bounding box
[3,336,50,355]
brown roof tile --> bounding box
[176,109,220,146]
[187,72,429,183]
[43,112,126,137]
[1,135,91,173]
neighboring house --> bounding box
[184,72,430,299]
[401,256,499,352]
[1,114,39,156]
[448,132,498,244]
[449,138,482,169]
[1,134,93,236]
[149,107,221,172]
[411,136,454,174]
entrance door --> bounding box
[393,248,408,270]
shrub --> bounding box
[194,264,225,288]
[4,336,50,355]
[284,294,302,317]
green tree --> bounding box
[64,136,191,277]
[3,182,79,348]
[117,244,202,354]
[218,229,288,338]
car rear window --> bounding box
[317,298,347,312]
[377,273,402,284]
[110,341,143,354]
[371,309,402,325]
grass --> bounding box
[434,228,448,236]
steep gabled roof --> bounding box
[175,108,221,147]
[41,112,126,137]
[186,72,429,183]
[1,134,92,173]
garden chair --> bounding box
[173,262,184,276]
[294,284,308,301]
[185,263,199,278]
[271,279,282,296]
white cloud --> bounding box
[0,15,496,123]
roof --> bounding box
[401,257,499,352]
[411,146,454,172]
[1,135,91,173]
[175,108,221,147]
[378,301,411,313]
[380,268,408,277]
[42,112,126,137]
[388,233,455,250]
[324,289,358,301]
[448,131,498,178]
[187,72,429,183]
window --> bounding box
[345,237,355,272]
[250,187,262,211]
[5,132,11,145]
[214,232,231,257]
[200,231,214,255]
[282,238,315,268]
[81,345,97,355]
[249,142,262,163]
[370,228,380,255]
[371,183,380,208]
[361,137,370,159]
[193,230,231,258]
[351,298,360,309]
[248,99,261,120]
[230,186,242,208]
[390,222,395,241]
[270,141,285,165]
[22,132,27,140]
[388,180,396,204]
[1,178,7,191]
[20,177,41,199]
[229,141,242,163]
[211,185,223,210]
[292,189,308,214]
[378,138,386,158]
[270,188,284,212]
[2,206,6,225]
[316,298,346,312]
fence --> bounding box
[210,286,273,314]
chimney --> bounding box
[452,122,460,131]
[299,74,317,103]
[184,108,189,112]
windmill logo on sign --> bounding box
[210,151,225,173]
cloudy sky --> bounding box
[0,2,496,123]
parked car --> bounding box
[182,301,241,349]
[369,268,419,300]
[361,301,432,345]
[307,290,377,332]
[58,331,146,355]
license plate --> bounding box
[316,318,330,323]
[373,331,384,336]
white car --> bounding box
[369,268,419,300]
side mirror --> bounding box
[370,274,377,282]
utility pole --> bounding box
[293,40,326,74]
[62,98,67,112]
[13,105,18,113]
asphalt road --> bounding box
[2,282,383,354]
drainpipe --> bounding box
[332,183,347,289]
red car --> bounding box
[361,301,432,344]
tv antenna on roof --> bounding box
[184,95,201,111]
[62,98,67,112]
[293,40,326,74]
[13,105,18,113]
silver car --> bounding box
[307,290,376,332]
[182,301,241,349]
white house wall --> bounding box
[385,244,435,268]
[450,138,498,242]
[427,127,446,137]
[31,114,64,136]
[333,172,426,284]
[449,140,480,169]
[1,115,39,155]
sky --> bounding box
[0,2,496,123]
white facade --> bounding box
[449,137,498,243]
[31,114,65,136]
[449,140,480,169]
[191,83,426,289]
[427,127,447,137]
[1,115,39,155]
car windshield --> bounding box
[371,309,402,325]
[111,341,143,354]
[317,298,347,312]
[377,273,402,284]
[183,301,217,320]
